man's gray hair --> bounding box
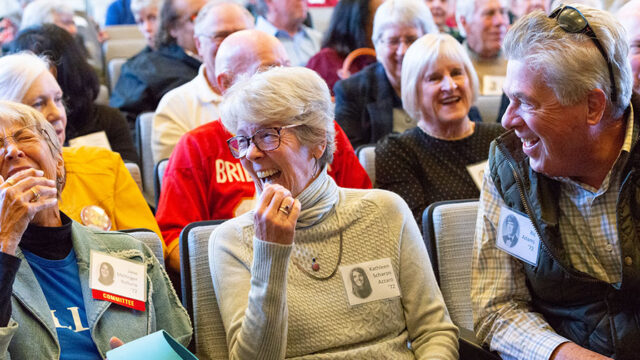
[402,33,479,121]
[220,67,336,167]
[503,6,631,119]
[130,0,161,18]
[456,0,508,37]
[371,0,437,45]
[194,2,254,37]
[20,0,73,31]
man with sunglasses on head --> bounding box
[155,29,371,274]
[472,5,638,360]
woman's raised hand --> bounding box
[253,184,301,245]
[0,169,57,255]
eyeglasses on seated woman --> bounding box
[0,52,162,240]
[209,66,458,359]
[0,101,190,359]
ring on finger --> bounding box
[30,188,40,203]
[6,179,14,186]
[278,204,291,216]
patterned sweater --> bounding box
[209,171,458,359]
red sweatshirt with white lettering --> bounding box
[156,119,371,254]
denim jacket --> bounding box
[0,221,192,360]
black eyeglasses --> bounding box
[549,5,617,103]
[226,124,301,159]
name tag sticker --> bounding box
[90,250,146,310]
[482,75,506,96]
[466,160,488,190]
[68,131,111,150]
[497,206,540,266]
[339,258,401,306]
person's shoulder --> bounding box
[376,129,419,153]
[156,77,198,109]
[307,47,341,68]
[340,187,408,212]
[476,122,506,136]
[334,62,380,98]
[209,212,254,251]
[72,220,153,257]
[63,145,121,163]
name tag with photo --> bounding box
[466,160,488,190]
[496,206,540,266]
[339,258,401,307]
[482,75,506,96]
[68,131,111,150]
[90,250,147,310]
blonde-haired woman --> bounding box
[376,33,504,225]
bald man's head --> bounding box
[214,29,290,93]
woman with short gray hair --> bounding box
[0,100,191,358]
[334,0,438,148]
[376,33,504,225]
[210,66,458,359]
[130,0,161,48]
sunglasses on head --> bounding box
[548,4,617,104]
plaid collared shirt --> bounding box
[471,111,634,360]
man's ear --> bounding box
[586,88,607,126]
[194,36,203,57]
[216,73,232,94]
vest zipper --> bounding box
[498,142,601,283]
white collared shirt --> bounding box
[152,65,222,163]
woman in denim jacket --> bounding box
[0,101,191,359]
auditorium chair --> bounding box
[120,228,165,268]
[154,158,169,207]
[355,144,376,186]
[180,220,228,360]
[422,200,500,360]
[135,112,156,206]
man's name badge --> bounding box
[90,250,147,311]
[482,75,506,96]
[339,258,401,307]
[497,206,540,266]
[466,160,488,190]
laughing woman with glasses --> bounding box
[0,101,191,359]
[209,66,458,359]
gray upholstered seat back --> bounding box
[423,201,479,329]
[180,221,228,360]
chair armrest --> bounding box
[459,327,501,360]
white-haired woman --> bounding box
[130,0,161,49]
[334,0,467,149]
[0,52,162,240]
[0,101,190,358]
[210,66,458,359]
[376,33,504,225]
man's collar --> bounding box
[464,41,503,62]
[195,65,222,103]
[255,16,308,39]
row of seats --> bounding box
[175,200,497,359]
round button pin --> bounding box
[81,205,112,231]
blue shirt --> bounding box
[105,0,135,26]
[255,16,322,66]
[22,249,102,360]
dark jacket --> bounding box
[109,45,200,126]
[487,97,640,359]
[334,62,482,149]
